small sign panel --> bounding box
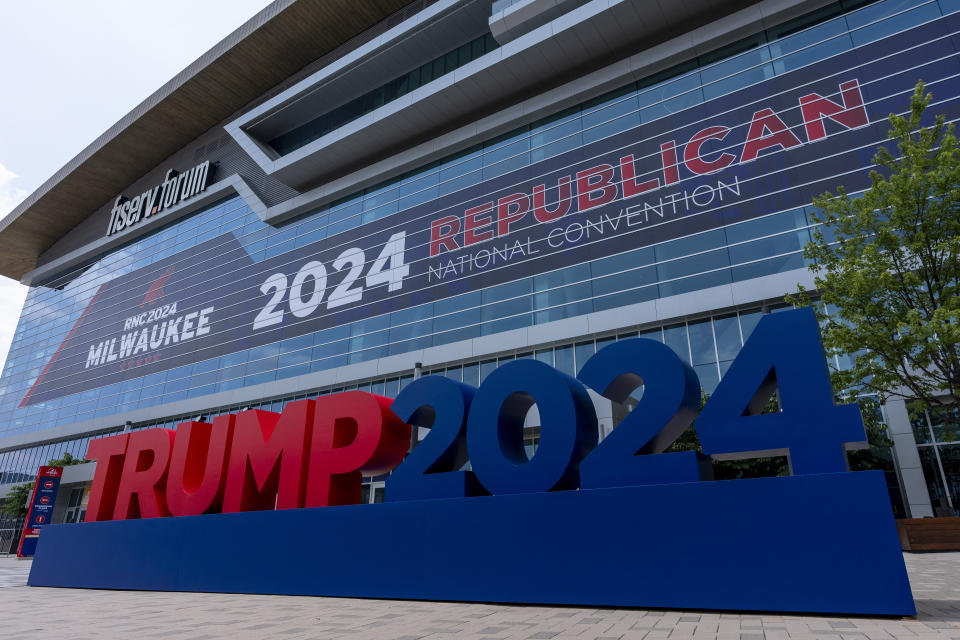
[17,466,63,557]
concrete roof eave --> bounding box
[0,0,414,284]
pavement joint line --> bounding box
[1,553,959,638]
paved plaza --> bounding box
[0,553,957,639]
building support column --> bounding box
[883,398,933,518]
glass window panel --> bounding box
[729,224,809,259]
[575,341,596,374]
[327,197,362,236]
[434,291,482,344]
[463,363,480,387]
[591,246,657,311]
[554,345,575,376]
[384,378,400,398]
[688,319,717,366]
[399,171,439,210]
[581,86,641,144]
[638,70,703,123]
[911,408,934,444]
[278,347,312,369]
[249,342,281,362]
[767,3,843,40]
[530,109,582,162]
[534,349,554,366]
[362,201,399,224]
[483,128,530,180]
[936,444,960,516]
[444,49,459,74]
[695,363,721,395]
[770,17,852,73]
[655,229,726,261]
[700,43,774,100]
[638,327,662,342]
[363,179,399,208]
[657,248,732,296]
[663,324,690,364]
[591,267,658,311]
[534,264,593,323]
[482,279,532,334]
[480,359,497,382]
[438,149,483,196]
[596,336,616,351]
[941,0,960,14]
[312,330,349,370]
[389,303,434,352]
[732,252,806,282]
[534,264,590,295]
[739,309,764,340]
[918,446,950,514]
[928,406,960,443]
[719,359,734,378]
[713,314,742,362]
[191,358,219,376]
[445,366,463,382]
[280,334,314,354]
[846,0,941,46]
[725,209,808,244]
[349,334,389,363]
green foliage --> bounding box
[792,81,960,420]
[46,452,87,468]
[1,482,33,519]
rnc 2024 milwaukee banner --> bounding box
[21,14,960,405]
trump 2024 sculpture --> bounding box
[28,308,915,615]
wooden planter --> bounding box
[897,517,960,551]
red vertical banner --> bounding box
[17,466,64,557]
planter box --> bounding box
[897,517,960,551]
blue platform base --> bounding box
[28,471,915,615]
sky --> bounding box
[0,0,274,372]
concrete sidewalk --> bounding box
[0,553,957,640]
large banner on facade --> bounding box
[21,14,960,405]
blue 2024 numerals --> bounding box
[385,307,868,499]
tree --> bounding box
[792,81,960,429]
[1,482,32,519]
[46,452,87,468]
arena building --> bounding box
[0,0,957,539]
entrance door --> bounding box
[63,488,87,523]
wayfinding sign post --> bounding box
[17,466,63,557]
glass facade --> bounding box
[912,406,960,516]
[0,0,955,498]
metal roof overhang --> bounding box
[0,0,413,283]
